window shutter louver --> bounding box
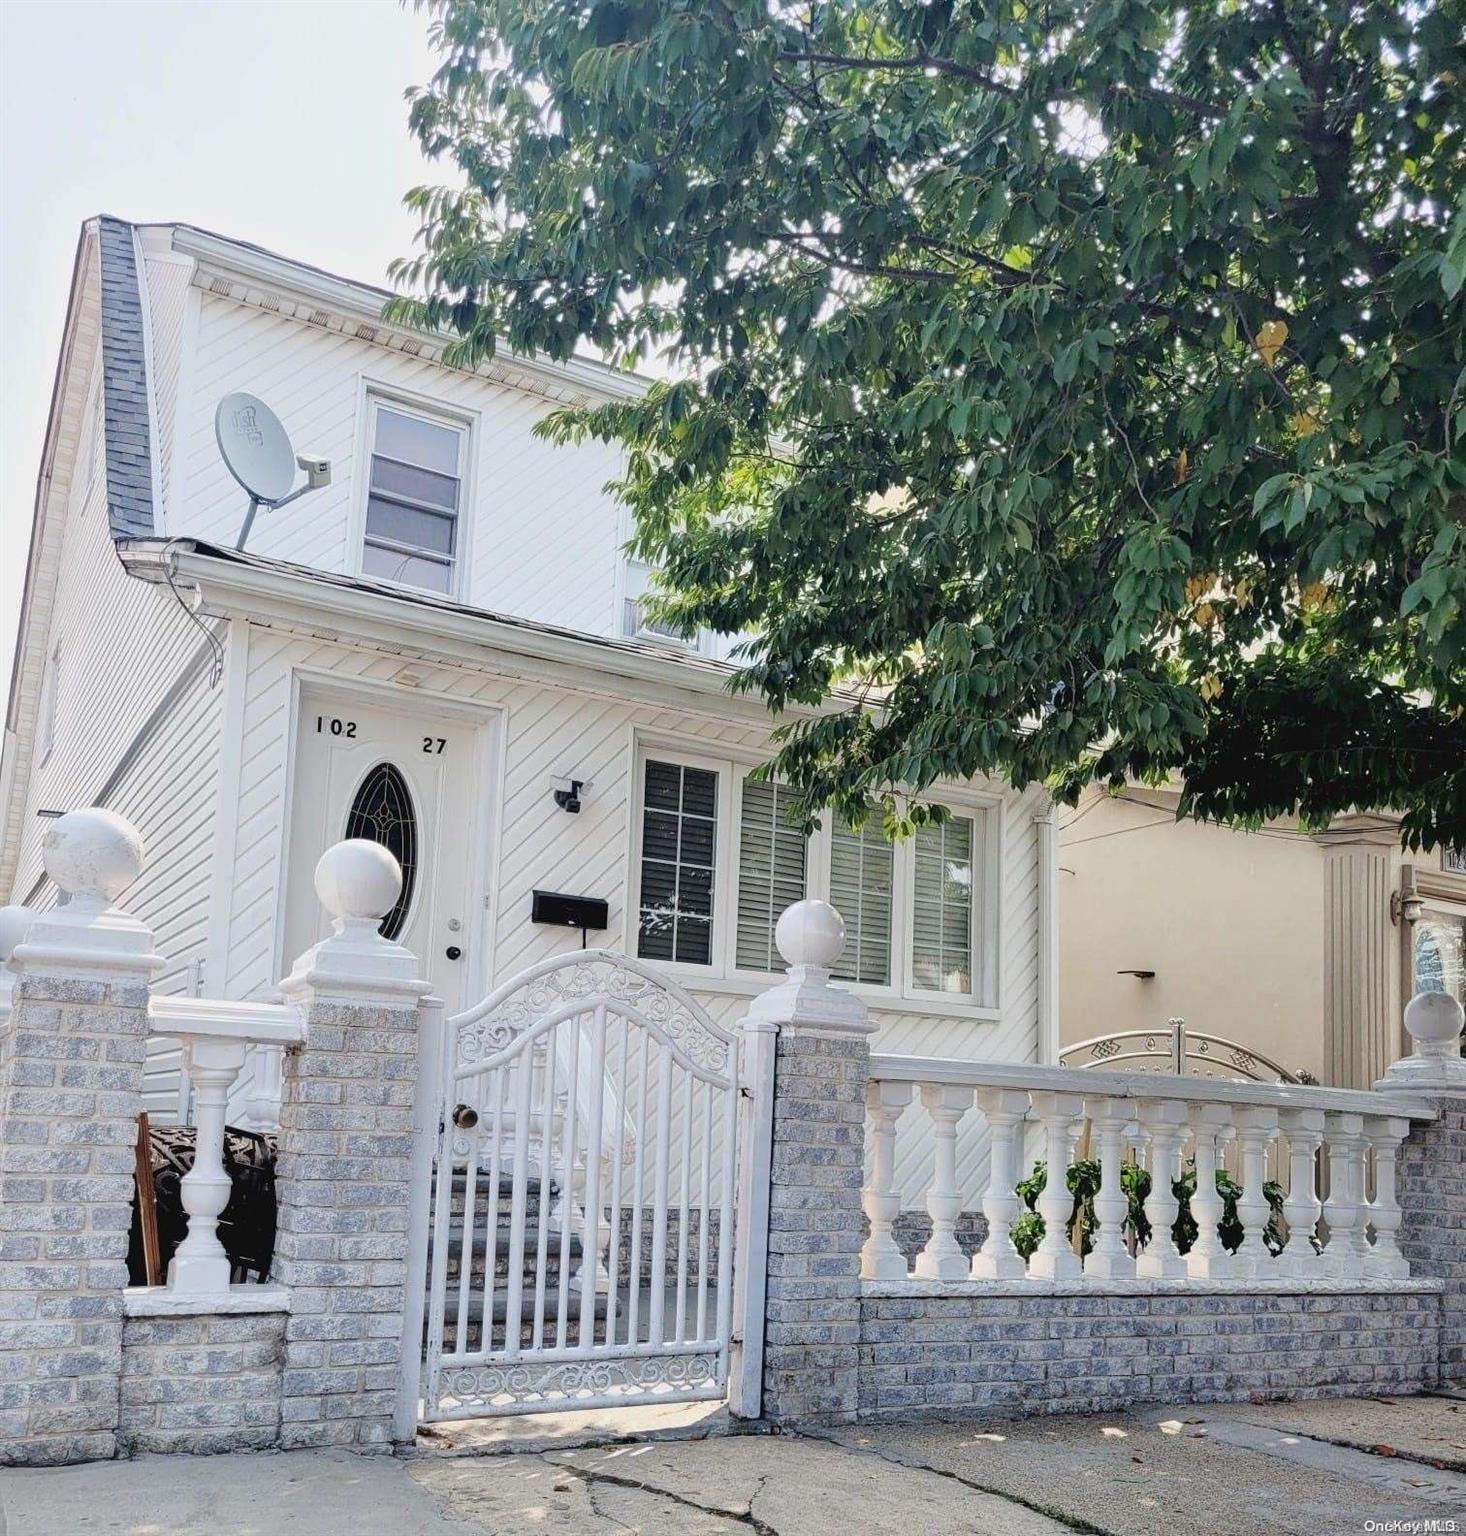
[829,813,893,986]
[911,816,976,994]
[735,781,807,971]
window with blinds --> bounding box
[361,402,464,595]
[911,816,976,994]
[735,781,807,971]
[637,759,718,965]
[829,813,894,986]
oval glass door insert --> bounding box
[343,762,418,941]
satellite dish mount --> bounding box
[214,392,331,550]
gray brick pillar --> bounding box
[273,840,430,1452]
[1379,991,1466,1385]
[738,900,874,1427]
[0,811,162,1465]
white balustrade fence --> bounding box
[144,994,304,1296]
[862,1058,1433,1288]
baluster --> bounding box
[168,1036,248,1295]
[1186,1103,1234,1280]
[1084,1096,1134,1280]
[1230,1106,1279,1279]
[914,1085,974,1279]
[1277,1107,1324,1279]
[1135,1099,1188,1279]
[1322,1111,1368,1281]
[1028,1091,1085,1280]
[970,1088,1031,1280]
[861,1080,914,1280]
[1364,1114,1411,1281]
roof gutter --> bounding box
[116,541,816,725]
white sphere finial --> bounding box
[42,808,145,906]
[0,904,32,963]
[1404,990,1465,1055]
[775,899,846,972]
[314,839,402,924]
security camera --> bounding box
[296,452,331,489]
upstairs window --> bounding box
[623,558,695,647]
[362,400,465,596]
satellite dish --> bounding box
[215,392,296,505]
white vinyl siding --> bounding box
[829,813,894,986]
[361,400,465,595]
[636,759,718,965]
[911,816,976,994]
[735,780,807,971]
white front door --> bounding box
[283,686,485,1012]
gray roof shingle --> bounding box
[97,216,156,539]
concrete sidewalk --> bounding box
[3,1394,1465,1535]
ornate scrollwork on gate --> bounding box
[451,951,733,1078]
[440,1351,720,1411]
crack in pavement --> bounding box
[805,1429,1111,1535]
[554,1459,778,1536]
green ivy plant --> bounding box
[1010,1157,1287,1260]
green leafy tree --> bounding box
[395,0,1466,844]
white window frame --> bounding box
[626,731,1003,1016]
[621,557,703,650]
[36,640,60,766]
[353,384,475,601]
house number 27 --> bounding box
[423,737,446,754]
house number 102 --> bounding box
[316,716,356,738]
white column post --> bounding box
[970,1088,1031,1280]
[0,905,32,1029]
[1322,1111,1369,1280]
[166,1036,249,1295]
[860,1079,913,1280]
[1364,1114,1411,1281]
[1186,1102,1234,1280]
[1028,1091,1085,1280]
[1230,1106,1278,1280]
[1135,1098,1188,1279]
[1084,1096,1134,1280]
[1277,1107,1325,1279]
[914,1084,974,1280]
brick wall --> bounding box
[858,1283,1442,1420]
[118,1308,286,1454]
[1398,1093,1466,1379]
[0,974,149,1465]
[273,998,420,1451]
[761,1029,870,1426]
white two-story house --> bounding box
[1,216,1060,1198]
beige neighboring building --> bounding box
[1059,786,1466,1089]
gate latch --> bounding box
[451,1103,479,1131]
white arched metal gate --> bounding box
[416,952,742,1421]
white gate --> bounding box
[418,951,741,1420]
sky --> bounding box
[0,0,444,702]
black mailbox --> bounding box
[531,890,610,931]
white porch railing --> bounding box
[862,1057,1434,1287]
[143,993,304,1296]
